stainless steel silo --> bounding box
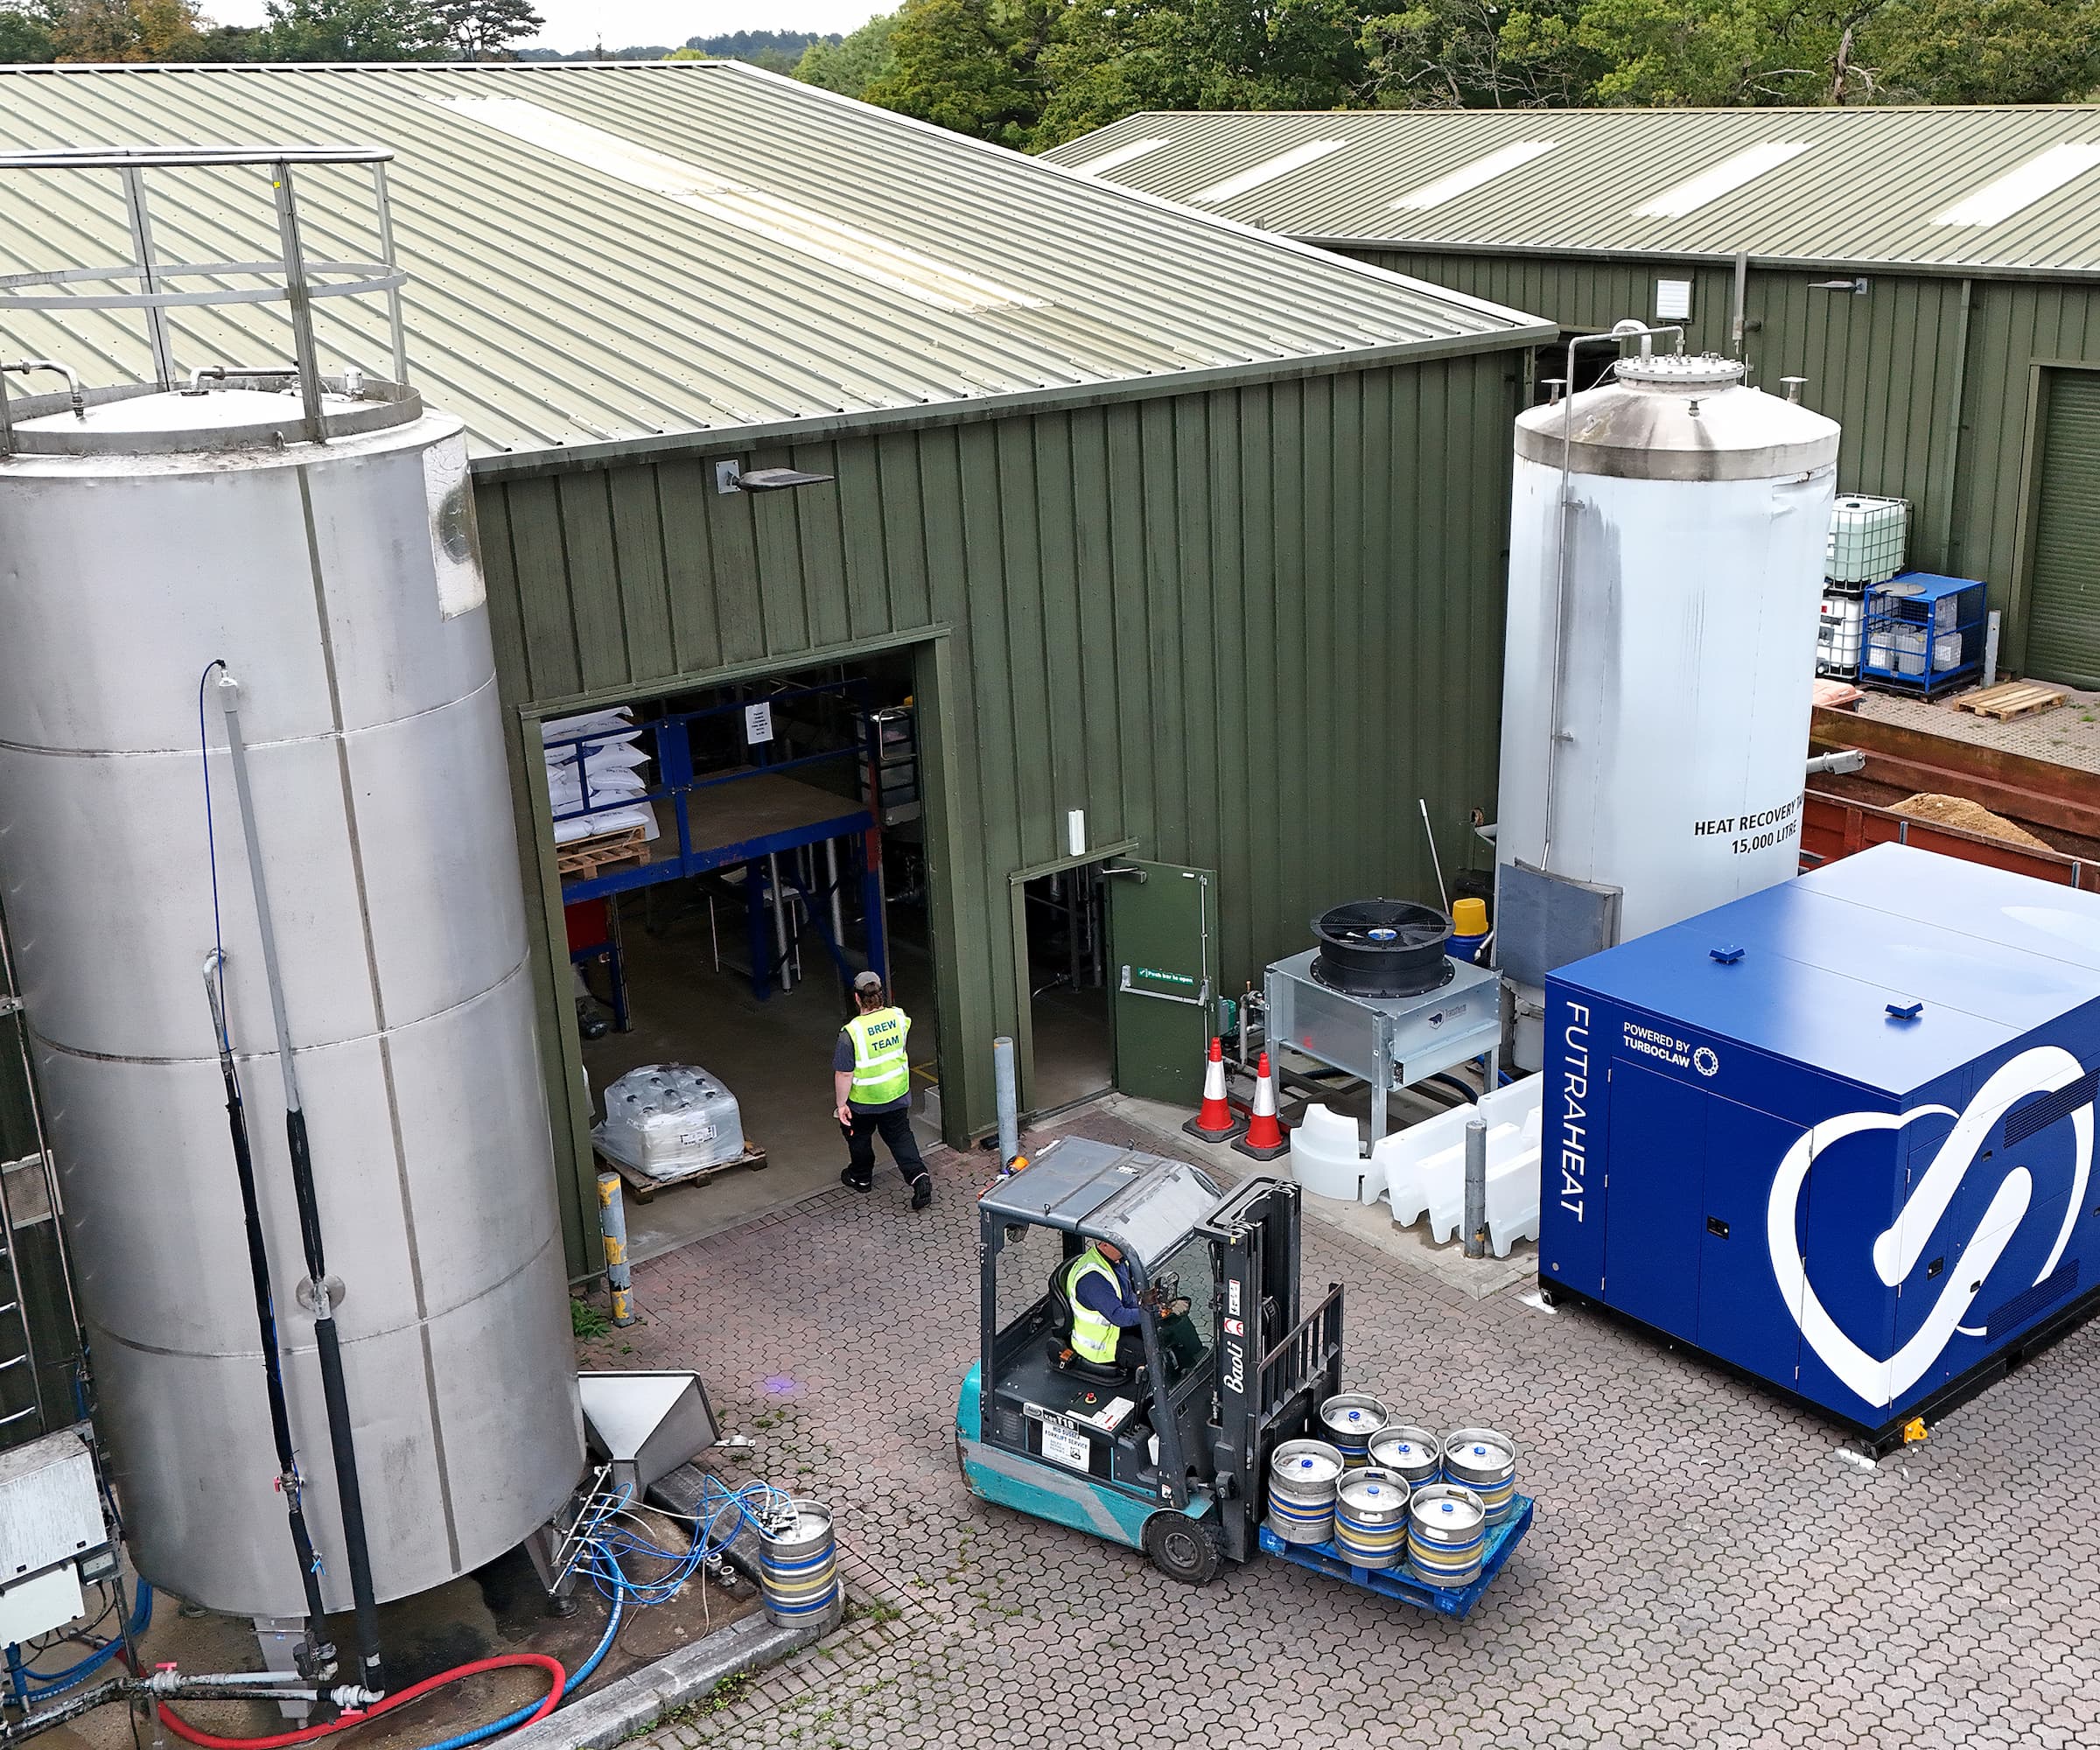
[0,381,584,1616]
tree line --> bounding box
[0,7,850,65]
[789,0,2100,151]
[522,31,842,67]
[0,0,542,62]
[4,0,2089,146]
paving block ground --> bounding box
[592,1106,2100,1750]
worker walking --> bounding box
[835,970,932,1209]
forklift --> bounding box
[954,1135,1535,1607]
[955,1134,1334,1581]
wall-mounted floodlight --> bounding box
[714,459,835,494]
[1810,277,1870,295]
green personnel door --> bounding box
[2026,370,2100,690]
[1105,858,1218,1106]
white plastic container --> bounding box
[1826,494,1908,584]
[1816,594,1863,669]
[595,1064,746,1178]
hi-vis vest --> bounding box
[844,1007,911,1106]
[1065,1248,1124,1365]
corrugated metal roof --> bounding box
[0,63,1546,462]
[1040,108,2100,278]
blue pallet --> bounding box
[1256,1494,1534,1619]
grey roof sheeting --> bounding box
[0,62,1546,461]
[1040,107,2100,279]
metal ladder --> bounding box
[0,913,80,1445]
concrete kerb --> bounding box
[500,1603,839,1750]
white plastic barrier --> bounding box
[1287,1103,1364,1201]
[1359,1075,1544,1256]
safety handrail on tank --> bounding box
[1537,320,1686,878]
[0,144,407,452]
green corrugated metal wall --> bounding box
[473,350,1528,1273]
[1358,249,2100,678]
[2024,370,2100,689]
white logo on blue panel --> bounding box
[1692,1046,1719,1078]
[1766,1046,2094,1408]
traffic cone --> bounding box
[1183,1037,1246,1143]
[1234,1051,1290,1161]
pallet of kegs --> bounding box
[1265,1438,1345,1545]
[1318,1393,1388,1467]
[757,1497,842,1628]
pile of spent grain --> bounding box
[1890,792,2054,851]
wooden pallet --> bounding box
[603,1141,767,1204]
[556,824,651,879]
[1953,681,2066,722]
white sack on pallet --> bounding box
[542,707,637,742]
[550,738,652,773]
[554,802,659,845]
[544,705,658,847]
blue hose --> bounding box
[19,1582,153,1698]
[408,1585,625,1750]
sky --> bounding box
[202,1,887,48]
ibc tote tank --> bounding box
[1496,352,1839,1026]
[0,382,583,1616]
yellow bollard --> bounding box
[596,1171,637,1327]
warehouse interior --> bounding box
[1015,864,1114,1115]
[550,649,943,1250]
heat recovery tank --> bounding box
[1494,352,1840,1066]
[0,380,584,1615]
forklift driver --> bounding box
[1067,1241,1202,1373]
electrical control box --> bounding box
[0,1427,111,1644]
[1541,844,2100,1442]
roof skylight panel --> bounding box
[434,96,1044,314]
[1190,140,1348,206]
[1634,142,1811,219]
[1391,141,1556,210]
[1934,143,2100,227]
[1065,137,1172,178]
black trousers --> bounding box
[844,1104,926,1185]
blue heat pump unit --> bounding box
[1541,844,2100,1446]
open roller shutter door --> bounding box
[2027,372,2100,690]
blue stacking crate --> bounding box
[1860,571,1986,698]
[1540,845,2100,1448]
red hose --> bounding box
[156,1653,566,1750]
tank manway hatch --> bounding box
[0,145,583,1628]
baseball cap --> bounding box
[853,970,885,992]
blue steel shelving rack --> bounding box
[551,681,888,1001]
